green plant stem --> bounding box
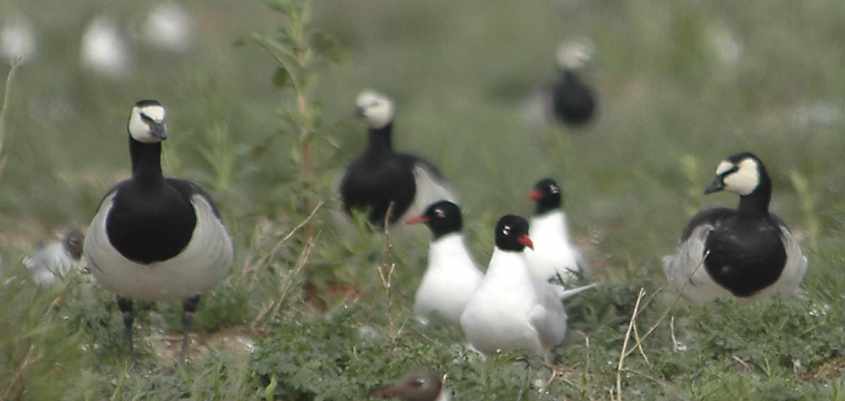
[0,58,22,178]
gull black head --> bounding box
[406,201,463,240]
[370,369,443,401]
[530,178,562,215]
[704,152,769,196]
[128,99,167,143]
[355,90,394,130]
[495,214,533,252]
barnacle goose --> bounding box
[83,100,233,359]
[549,40,597,127]
[663,152,807,302]
[339,90,457,227]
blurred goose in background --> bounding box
[0,15,36,63]
[460,215,568,360]
[340,90,457,227]
[23,229,84,286]
[142,3,193,53]
[406,201,482,326]
[370,369,449,401]
[548,39,597,127]
[663,152,807,303]
[84,100,233,360]
[80,15,131,78]
[525,178,587,294]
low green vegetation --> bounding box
[1,0,844,399]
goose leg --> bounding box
[180,295,200,362]
[116,296,135,361]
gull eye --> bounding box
[435,209,445,218]
[550,185,560,194]
[412,378,426,387]
[502,225,511,236]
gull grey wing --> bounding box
[166,178,222,218]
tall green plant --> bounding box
[252,0,340,216]
[0,58,21,178]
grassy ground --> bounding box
[1,0,844,399]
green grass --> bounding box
[1,0,845,399]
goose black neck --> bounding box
[737,174,772,217]
[561,69,578,82]
[129,135,164,187]
[366,122,393,156]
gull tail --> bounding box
[559,283,598,301]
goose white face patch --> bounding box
[723,158,759,195]
[715,161,733,175]
[556,40,593,70]
[128,105,166,143]
[356,90,394,129]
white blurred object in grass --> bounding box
[792,101,843,129]
[0,15,36,63]
[23,229,84,286]
[707,23,742,67]
[143,3,193,53]
[80,15,131,78]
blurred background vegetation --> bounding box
[0,0,844,400]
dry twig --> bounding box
[614,287,646,401]
[252,229,320,329]
[2,343,39,400]
[377,203,400,339]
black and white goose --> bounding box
[525,178,587,293]
[83,100,234,358]
[663,152,807,303]
[406,201,483,326]
[548,40,597,127]
[339,90,457,227]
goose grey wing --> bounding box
[166,178,222,218]
[400,158,459,221]
[680,207,734,241]
[774,224,807,296]
[663,223,725,303]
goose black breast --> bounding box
[703,215,787,297]
[105,179,200,264]
[552,71,596,126]
[340,155,417,226]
